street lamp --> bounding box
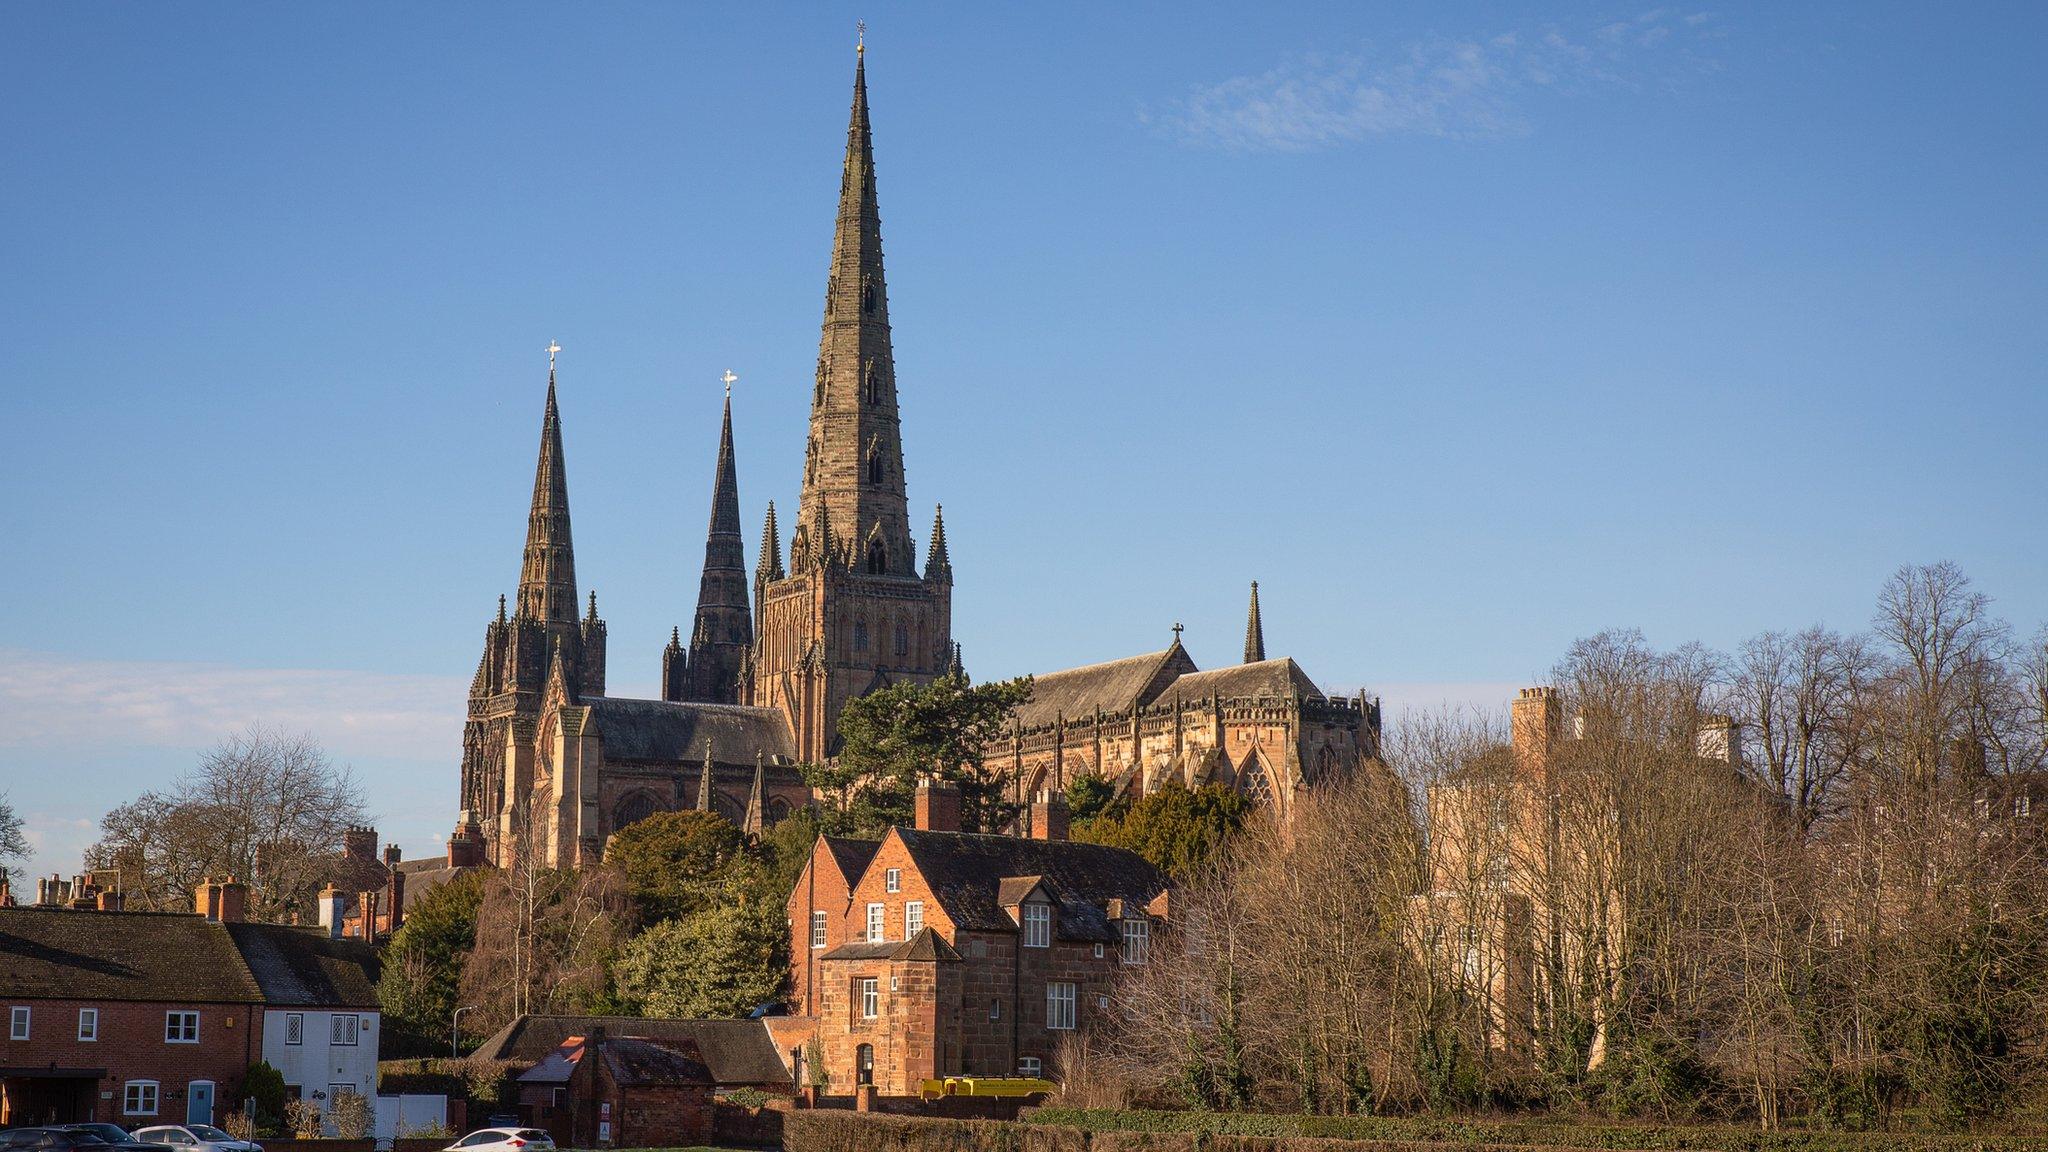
[452,1005,478,1058]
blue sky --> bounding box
[3,3,2044,883]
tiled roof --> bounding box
[824,837,881,883]
[820,927,961,963]
[472,1015,789,1087]
[1010,646,1199,730]
[516,1037,586,1085]
[894,830,1168,943]
[1165,657,1326,704]
[224,922,380,1008]
[0,907,261,1003]
[582,697,795,764]
[600,1036,713,1088]
[393,860,477,914]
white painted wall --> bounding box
[258,1008,381,1105]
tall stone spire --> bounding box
[1243,581,1266,664]
[681,390,753,703]
[516,357,579,623]
[794,45,915,578]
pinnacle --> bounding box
[758,501,785,582]
[1243,580,1266,665]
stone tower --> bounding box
[459,357,606,863]
[747,45,953,762]
[667,391,753,704]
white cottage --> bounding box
[222,920,382,1111]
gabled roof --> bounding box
[821,927,961,963]
[472,1015,788,1087]
[517,1037,587,1084]
[893,829,1168,943]
[582,696,795,764]
[224,922,380,1008]
[1011,644,1199,729]
[0,907,261,1003]
[824,836,881,883]
[1165,657,1326,704]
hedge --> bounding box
[782,1111,1634,1152]
[1024,1108,2048,1152]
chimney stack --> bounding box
[385,845,406,933]
[447,822,486,868]
[196,877,248,923]
[358,890,379,945]
[317,883,347,939]
[96,888,124,912]
[1028,789,1069,841]
[914,777,961,833]
[1510,687,1561,780]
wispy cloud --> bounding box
[1153,9,1721,151]
[0,648,463,760]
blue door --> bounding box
[187,1080,214,1125]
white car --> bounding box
[441,1130,554,1152]
[130,1126,260,1152]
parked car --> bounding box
[128,1126,259,1152]
[50,1126,169,1151]
[441,1129,555,1152]
[1,1129,157,1152]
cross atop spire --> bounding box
[547,340,561,375]
[1172,622,1185,645]
[856,19,865,56]
[1243,580,1266,664]
[721,369,738,398]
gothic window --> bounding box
[768,797,791,824]
[894,623,909,657]
[861,275,876,315]
[868,451,884,485]
[1241,753,1275,809]
[867,540,886,574]
[862,361,880,405]
[853,618,870,652]
[613,791,660,833]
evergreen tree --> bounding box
[614,901,788,1018]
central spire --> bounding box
[516,355,578,623]
[792,43,915,578]
[682,388,753,703]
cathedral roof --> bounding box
[1010,644,1200,730]
[582,696,795,765]
[1165,657,1327,704]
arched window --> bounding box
[768,797,791,824]
[862,362,881,405]
[867,541,886,574]
[853,618,870,652]
[613,791,661,833]
[894,623,909,656]
[861,276,876,315]
[868,452,884,485]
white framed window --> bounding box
[165,1011,200,1043]
[989,999,1001,1022]
[77,1008,98,1042]
[9,1006,29,1040]
[885,868,901,893]
[123,1080,160,1116]
[866,902,886,943]
[1046,981,1076,1030]
[285,1013,304,1045]
[859,978,879,1020]
[905,901,924,939]
[810,911,828,949]
[1022,902,1051,948]
[890,975,900,991]
[2019,794,2034,818]
[1093,943,1103,959]
[330,1013,360,1046]
[1018,1056,1042,1077]
[1122,918,1150,965]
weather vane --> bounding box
[857,20,865,55]
[722,369,739,398]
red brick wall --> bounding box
[0,998,257,1125]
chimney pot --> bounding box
[1029,788,1070,841]
[913,777,962,833]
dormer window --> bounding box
[1022,901,1051,948]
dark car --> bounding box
[51,1126,169,1151]
[1,1129,152,1152]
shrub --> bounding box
[329,1090,373,1140]
[284,1098,322,1139]
[240,1061,288,1129]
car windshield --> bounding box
[186,1129,231,1142]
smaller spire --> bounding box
[1243,581,1266,664]
[668,625,683,651]
[946,641,966,682]
[587,589,599,621]
[696,744,715,812]
[497,594,507,624]
[758,501,785,582]
[924,504,951,582]
[743,751,767,836]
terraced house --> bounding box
[0,880,379,1127]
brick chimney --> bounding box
[1511,687,1561,780]
[195,877,248,923]
[384,844,406,932]
[447,822,486,868]
[317,883,348,939]
[914,778,961,833]
[1028,789,1069,841]
[343,825,378,860]
[358,890,379,945]
[96,888,124,912]
[0,875,12,907]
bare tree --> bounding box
[0,792,27,887]
[85,728,367,920]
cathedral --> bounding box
[454,47,1378,868]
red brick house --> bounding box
[785,781,1169,1096]
[0,904,264,1126]
[513,1032,713,1148]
